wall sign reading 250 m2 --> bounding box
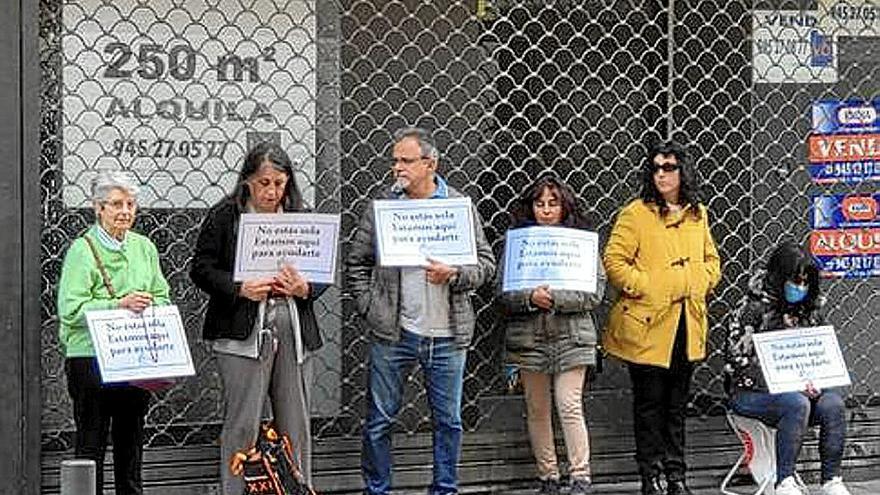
[101,43,276,124]
[62,0,318,208]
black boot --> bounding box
[641,475,663,495]
[665,479,693,495]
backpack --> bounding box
[230,422,317,495]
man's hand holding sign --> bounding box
[425,256,460,285]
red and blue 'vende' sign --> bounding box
[808,99,880,183]
[810,193,880,278]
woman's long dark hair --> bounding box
[764,241,821,316]
[640,141,701,219]
[512,175,587,229]
[232,142,304,212]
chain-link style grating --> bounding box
[40,0,879,464]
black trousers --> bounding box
[65,357,150,495]
[627,311,694,480]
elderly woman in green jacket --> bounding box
[57,172,170,495]
[499,176,607,495]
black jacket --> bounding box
[723,270,825,393]
[190,198,323,351]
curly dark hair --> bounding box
[640,141,702,219]
[512,175,587,229]
[764,240,821,316]
[232,141,304,212]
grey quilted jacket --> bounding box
[498,239,607,372]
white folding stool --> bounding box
[720,412,778,495]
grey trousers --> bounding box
[215,329,313,495]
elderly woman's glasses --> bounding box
[101,199,137,210]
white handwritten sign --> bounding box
[234,213,340,283]
[502,226,599,293]
[752,325,851,394]
[374,197,477,267]
[86,305,195,383]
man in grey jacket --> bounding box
[347,127,495,495]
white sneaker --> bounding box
[794,472,809,493]
[820,477,852,495]
[776,476,807,495]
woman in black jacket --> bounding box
[191,142,323,495]
[725,241,850,495]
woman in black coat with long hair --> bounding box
[191,142,323,495]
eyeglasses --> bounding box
[653,164,681,173]
[391,156,429,166]
[101,199,137,210]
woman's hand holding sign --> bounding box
[238,265,309,301]
[239,278,274,302]
[119,291,154,313]
[530,285,554,311]
[804,381,822,399]
[273,264,310,298]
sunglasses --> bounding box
[653,164,681,173]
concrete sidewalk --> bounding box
[145,478,880,494]
[474,478,880,494]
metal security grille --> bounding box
[39,0,343,451]
[40,0,879,474]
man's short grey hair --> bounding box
[393,127,439,163]
[92,171,139,203]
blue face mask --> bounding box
[783,281,808,304]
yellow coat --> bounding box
[602,199,721,367]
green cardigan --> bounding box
[57,225,171,357]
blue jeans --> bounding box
[730,389,846,483]
[362,330,466,495]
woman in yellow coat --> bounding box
[602,142,721,495]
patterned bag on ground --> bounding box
[230,422,316,495]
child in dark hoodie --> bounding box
[724,241,850,495]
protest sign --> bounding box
[502,226,599,293]
[86,305,195,383]
[373,197,477,266]
[234,213,340,283]
[752,325,851,394]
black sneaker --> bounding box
[665,479,693,495]
[570,478,594,495]
[641,475,663,495]
[538,478,561,495]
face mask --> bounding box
[783,281,808,304]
